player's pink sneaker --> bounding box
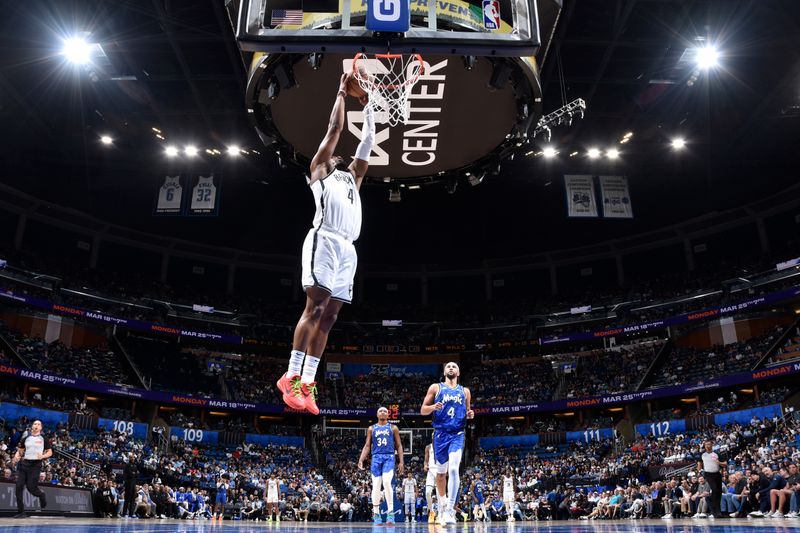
[276,373,305,410]
[302,382,320,415]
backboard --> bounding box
[228,0,563,187]
[232,0,541,56]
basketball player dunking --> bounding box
[277,73,375,415]
[421,362,474,525]
[358,407,405,525]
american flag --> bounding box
[271,9,303,25]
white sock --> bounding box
[301,355,320,384]
[288,350,304,376]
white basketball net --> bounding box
[352,53,425,127]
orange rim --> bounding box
[351,52,425,90]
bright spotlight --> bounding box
[185,145,198,157]
[227,145,241,157]
[100,135,112,145]
[606,148,620,160]
[671,137,686,150]
[587,148,601,159]
[62,37,92,65]
[165,146,179,157]
[696,46,719,70]
[542,146,558,159]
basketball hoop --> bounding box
[351,52,425,127]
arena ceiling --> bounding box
[0,0,798,264]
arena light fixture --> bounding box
[165,146,179,157]
[100,135,112,145]
[227,145,241,156]
[62,37,92,65]
[606,148,620,160]
[542,146,558,159]
[587,148,601,159]
[696,45,720,70]
[671,137,686,150]
[184,145,198,157]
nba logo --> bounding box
[482,0,500,30]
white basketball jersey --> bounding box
[191,176,217,211]
[157,176,182,211]
[503,476,514,493]
[310,169,361,241]
[268,479,279,493]
[403,478,417,494]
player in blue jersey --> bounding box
[358,406,405,525]
[420,362,474,525]
[213,475,228,521]
[471,473,490,522]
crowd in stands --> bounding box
[649,327,784,388]
[772,327,800,364]
[0,416,345,521]
[469,360,557,405]
[0,324,135,386]
[561,342,662,399]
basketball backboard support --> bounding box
[231,0,542,56]
[226,0,564,189]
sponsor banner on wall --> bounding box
[1,360,798,417]
[0,481,93,514]
[599,175,633,218]
[648,461,694,481]
[564,175,599,217]
[0,288,243,344]
[540,285,800,345]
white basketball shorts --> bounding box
[301,228,357,303]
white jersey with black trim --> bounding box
[427,445,437,473]
[503,476,514,494]
[310,169,361,242]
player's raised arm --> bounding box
[348,103,375,190]
[464,387,475,419]
[357,425,373,470]
[393,425,404,474]
[309,74,350,183]
[420,383,443,416]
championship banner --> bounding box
[186,174,221,216]
[154,175,184,215]
[599,175,633,218]
[564,175,598,217]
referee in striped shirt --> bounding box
[699,439,723,518]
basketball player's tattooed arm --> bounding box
[309,73,350,185]
[393,425,405,474]
[464,387,475,419]
[357,424,373,470]
[420,383,444,415]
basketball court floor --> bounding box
[0,518,799,533]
